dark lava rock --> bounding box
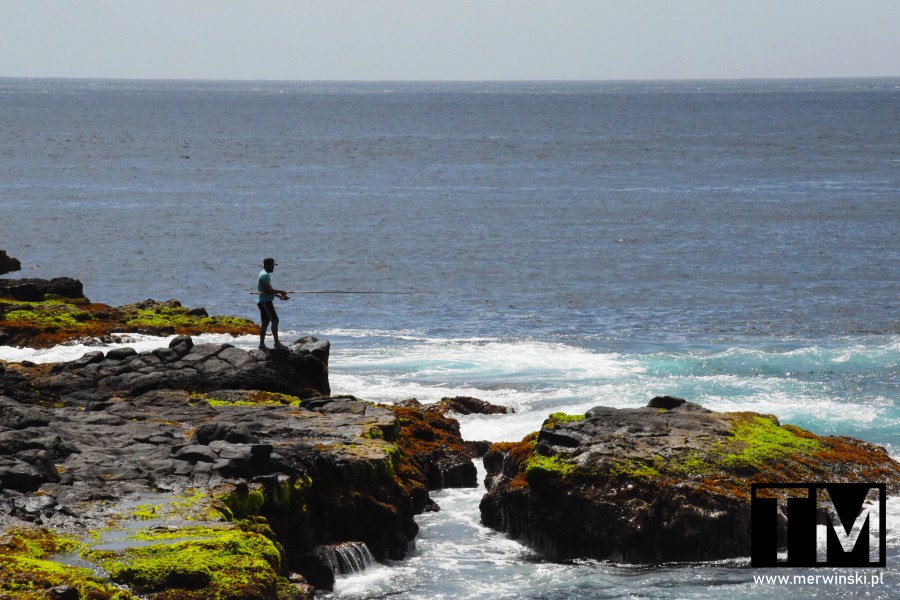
[0,250,21,276]
[425,396,510,416]
[0,277,84,301]
[0,339,477,590]
[647,395,687,410]
[480,399,900,563]
[105,347,138,361]
[2,337,331,402]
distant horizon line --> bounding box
[1,74,898,84]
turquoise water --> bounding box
[322,332,899,453]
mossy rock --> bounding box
[191,390,304,408]
[544,412,585,427]
[0,297,256,348]
[497,405,900,499]
[119,302,257,338]
[83,527,284,599]
[73,489,305,599]
[0,528,137,600]
[481,402,900,562]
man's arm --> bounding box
[261,281,289,300]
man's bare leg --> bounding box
[259,323,268,349]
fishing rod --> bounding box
[249,290,428,295]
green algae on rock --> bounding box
[83,527,286,600]
[0,296,257,349]
[191,390,304,408]
[73,489,311,600]
[0,527,138,600]
[545,412,585,427]
[481,399,900,563]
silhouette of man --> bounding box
[257,257,289,350]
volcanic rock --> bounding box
[0,277,84,301]
[392,399,478,510]
[0,251,21,276]
[425,395,510,416]
[1,336,330,402]
[480,399,900,563]
[0,337,477,596]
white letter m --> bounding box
[816,487,881,563]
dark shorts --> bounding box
[258,301,279,325]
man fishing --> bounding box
[257,257,289,350]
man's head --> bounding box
[263,258,276,273]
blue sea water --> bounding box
[1,77,898,598]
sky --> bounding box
[1,1,898,81]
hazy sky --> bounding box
[1,1,898,81]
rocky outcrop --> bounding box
[0,385,407,598]
[0,337,476,597]
[420,396,510,459]
[0,293,257,348]
[0,264,479,597]
[1,335,330,402]
[391,399,479,512]
[0,251,21,276]
[480,398,900,563]
[0,277,84,301]
[425,395,511,416]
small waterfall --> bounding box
[313,541,377,576]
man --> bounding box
[257,257,289,350]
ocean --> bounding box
[0,77,898,598]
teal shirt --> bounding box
[257,270,275,304]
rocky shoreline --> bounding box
[0,332,483,598]
[2,250,899,599]
[0,251,483,598]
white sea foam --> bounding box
[330,337,642,384]
[326,336,654,440]
[318,327,428,341]
[326,333,899,447]
[0,333,258,364]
